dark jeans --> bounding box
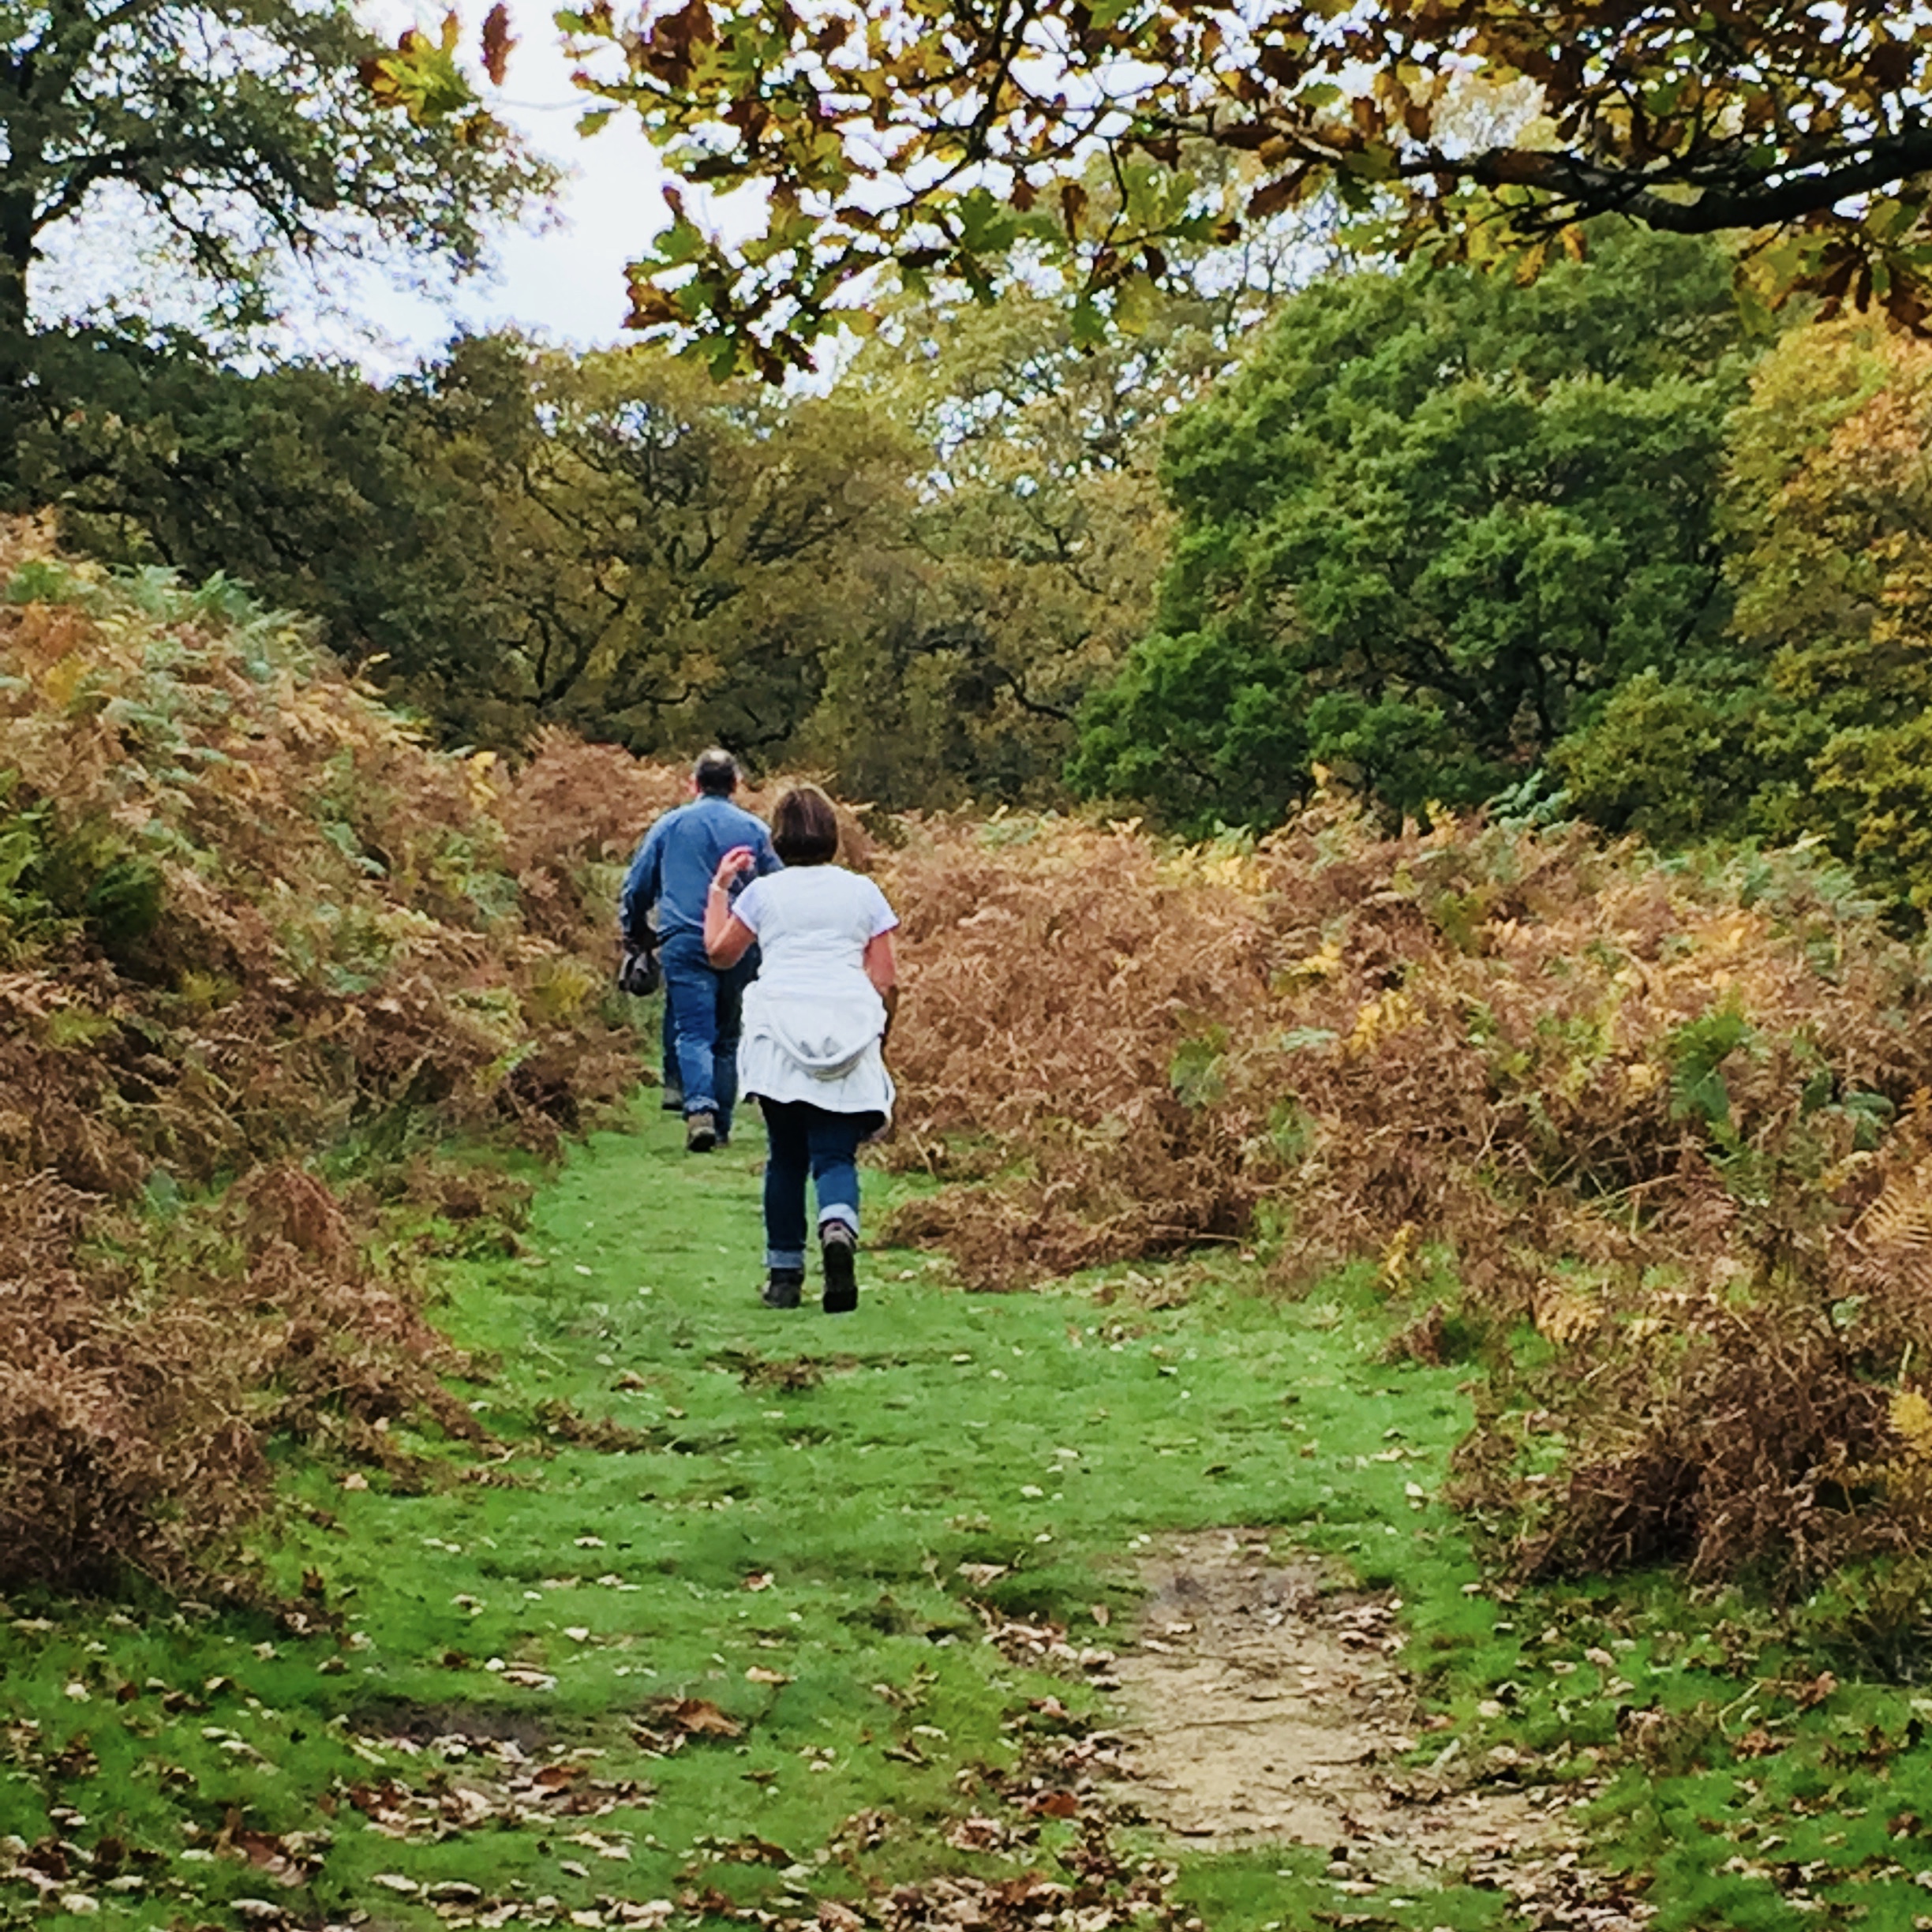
[761,1099,878,1269]
[661,998,680,1101]
[660,930,757,1140]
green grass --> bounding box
[9,1099,1932,1930]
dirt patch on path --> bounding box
[1111,1531,1570,1890]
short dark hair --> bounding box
[770,785,840,866]
[693,747,739,796]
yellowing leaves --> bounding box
[1345,988,1417,1055]
[1378,1222,1419,1294]
[1532,1280,1601,1346]
[1890,1388,1932,1460]
[465,749,500,809]
[36,653,88,711]
[1155,842,1265,895]
[1285,935,1345,982]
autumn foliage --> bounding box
[0,522,662,1588]
[875,800,1932,1585]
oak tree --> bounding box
[1069,226,1751,833]
[1559,319,1932,909]
[1,0,553,487]
[534,0,1932,375]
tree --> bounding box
[27,329,916,762]
[787,178,1339,810]
[0,0,554,489]
[1069,226,1752,835]
[492,0,1932,376]
[791,271,1233,807]
[23,328,452,620]
[396,339,915,756]
[1560,319,1932,910]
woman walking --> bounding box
[704,785,898,1313]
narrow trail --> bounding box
[2,1100,1612,1932]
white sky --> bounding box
[34,0,674,371]
[353,0,672,362]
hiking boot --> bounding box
[660,1087,684,1113]
[820,1222,858,1314]
[685,1110,717,1153]
[762,1267,803,1309]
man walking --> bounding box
[621,750,781,1151]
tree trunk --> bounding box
[0,181,35,505]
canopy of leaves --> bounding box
[32,301,1219,810]
[798,253,1281,807]
[513,0,1932,374]
[1070,226,1751,835]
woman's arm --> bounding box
[707,910,756,969]
[863,930,900,1040]
[704,847,758,966]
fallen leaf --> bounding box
[945,1816,1009,1852]
[499,1667,557,1690]
[649,1697,741,1739]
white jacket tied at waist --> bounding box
[739,980,895,1119]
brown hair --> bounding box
[770,784,840,866]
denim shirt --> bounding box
[620,794,781,944]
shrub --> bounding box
[0,519,663,1589]
[875,796,1932,1582]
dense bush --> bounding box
[0,521,665,1589]
[875,800,1932,1584]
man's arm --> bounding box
[620,821,666,944]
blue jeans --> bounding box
[660,930,757,1140]
[761,1099,877,1269]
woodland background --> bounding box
[24,223,1932,914]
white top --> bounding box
[732,867,899,1119]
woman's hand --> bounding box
[713,845,755,890]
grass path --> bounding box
[10,1102,1932,1931]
